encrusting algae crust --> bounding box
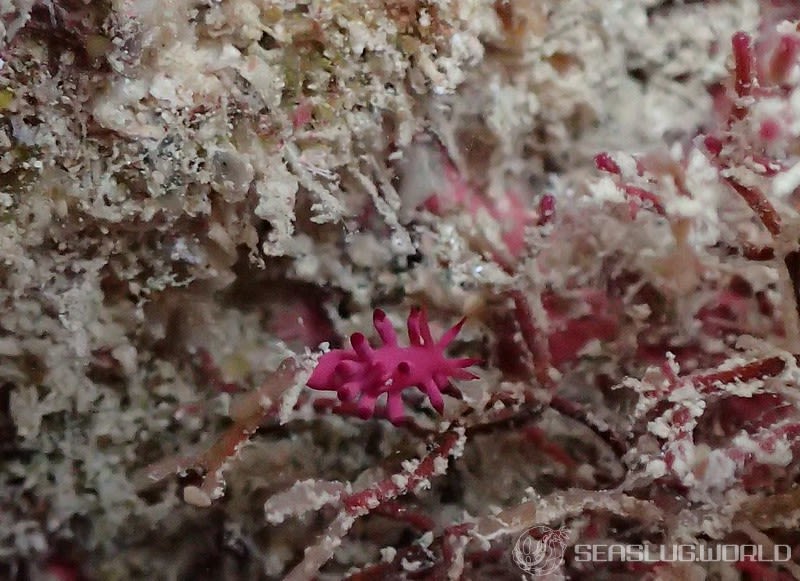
[11,1,800,579]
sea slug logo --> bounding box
[512,526,568,576]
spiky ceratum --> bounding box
[307,307,479,424]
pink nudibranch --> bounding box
[307,307,479,424]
